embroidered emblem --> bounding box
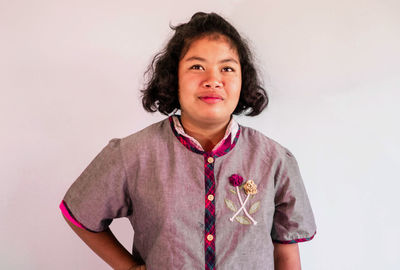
[225,174,260,225]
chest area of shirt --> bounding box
[130,151,276,226]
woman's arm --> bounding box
[63,215,145,270]
[273,243,301,270]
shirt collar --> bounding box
[171,115,239,152]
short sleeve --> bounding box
[271,150,316,243]
[62,139,132,232]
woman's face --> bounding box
[178,35,242,127]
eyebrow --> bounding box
[184,56,239,64]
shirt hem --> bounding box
[272,231,316,244]
[60,200,97,232]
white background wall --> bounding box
[1,0,399,269]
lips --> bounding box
[198,93,224,104]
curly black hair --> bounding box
[141,12,268,116]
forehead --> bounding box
[181,34,239,59]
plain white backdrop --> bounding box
[1,0,399,269]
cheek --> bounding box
[178,81,195,107]
[179,73,198,90]
[228,79,242,99]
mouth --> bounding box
[198,94,224,104]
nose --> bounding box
[202,68,223,89]
[203,72,223,89]
[203,80,223,89]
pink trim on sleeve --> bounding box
[60,200,86,229]
[273,231,316,244]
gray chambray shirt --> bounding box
[63,118,316,269]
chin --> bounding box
[198,113,229,124]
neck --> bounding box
[179,115,230,152]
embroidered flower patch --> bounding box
[225,174,260,225]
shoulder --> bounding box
[123,118,169,143]
[105,118,171,156]
[238,124,294,162]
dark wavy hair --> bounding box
[141,12,268,116]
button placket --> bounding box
[204,154,216,270]
[169,116,242,270]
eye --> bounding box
[189,64,204,70]
[222,66,235,72]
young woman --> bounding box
[61,12,316,270]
